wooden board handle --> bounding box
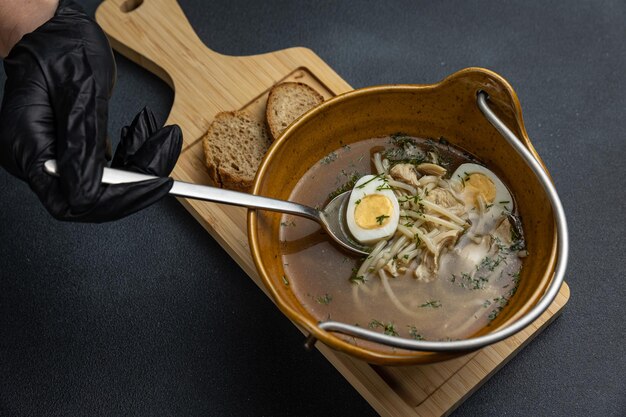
[95,0,279,141]
[96,0,223,88]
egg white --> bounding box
[451,163,513,213]
[346,175,400,245]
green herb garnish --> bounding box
[375,214,390,225]
[316,294,333,305]
[375,185,395,191]
[452,272,489,290]
[399,194,421,204]
[420,300,442,308]
[320,151,338,165]
[356,174,384,189]
[407,326,424,340]
[477,256,504,272]
[328,173,360,200]
[369,319,399,336]
[389,132,415,147]
[350,267,366,284]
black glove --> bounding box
[0,0,182,222]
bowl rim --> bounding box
[248,67,562,364]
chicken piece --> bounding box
[414,253,437,282]
[384,260,400,277]
[493,217,513,245]
[434,229,460,249]
[425,188,457,208]
[389,163,420,187]
[425,188,466,219]
[416,163,447,177]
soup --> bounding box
[280,135,526,345]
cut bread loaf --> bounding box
[202,110,271,192]
[266,82,324,140]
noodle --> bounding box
[420,200,467,225]
[387,179,417,195]
[374,152,385,174]
[379,269,417,316]
[356,239,387,279]
[422,214,464,231]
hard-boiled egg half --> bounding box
[452,163,513,212]
[346,175,400,245]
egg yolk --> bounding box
[354,194,394,229]
[464,173,496,205]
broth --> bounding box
[280,136,524,346]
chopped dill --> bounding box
[420,300,442,308]
[389,132,415,147]
[355,199,361,205]
[399,195,421,204]
[281,275,289,286]
[383,133,427,165]
[375,185,395,191]
[328,173,360,200]
[375,214,390,225]
[280,220,296,227]
[316,294,333,305]
[369,319,399,337]
[487,277,521,322]
[477,256,504,272]
[425,138,452,167]
[488,296,510,321]
[509,239,526,252]
[350,267,366,284]
[356,174,384,189]
[320,151,338,165]
[407,326,424,340]
[452,272,489,290]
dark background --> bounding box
[1,0,625,416]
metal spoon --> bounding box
[43,160,371,255]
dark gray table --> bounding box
[1,1,624,416]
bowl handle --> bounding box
[307,92,569,352]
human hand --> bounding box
[0,1,182,222]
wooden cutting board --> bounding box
[96,1,570,415]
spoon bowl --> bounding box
[320,191,371,255]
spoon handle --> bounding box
[43,160,321,221]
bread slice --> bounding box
[266,82,324,140]
[202,110,271,192]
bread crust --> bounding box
[202,82,323,191]
[266,82,324,140]
[202,110,271,192]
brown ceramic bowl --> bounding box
[248,67,559,365]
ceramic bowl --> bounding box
[248,67,558,365]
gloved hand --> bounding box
[0,0,182,222]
